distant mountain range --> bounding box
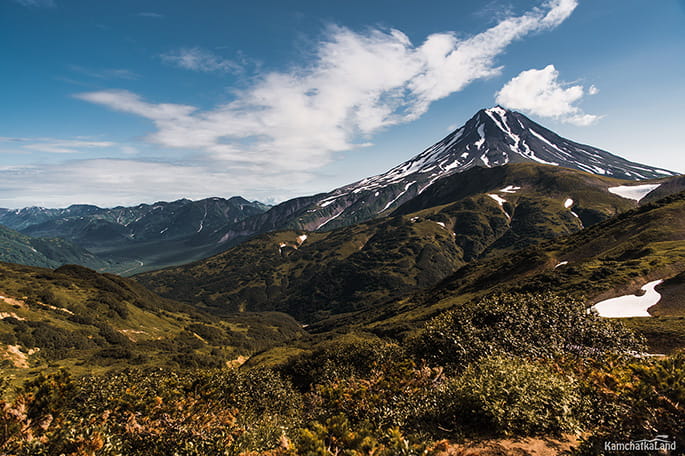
[0,107,680,274]
[0,197,270,273]
[0,196,270,244]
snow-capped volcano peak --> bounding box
[210,107,679,240]
[298,107,678,230]
[373,106,677,184]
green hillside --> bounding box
[0,262,304,380]
[343,190,685,352]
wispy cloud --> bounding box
[160,47,244,74]
[67,65,140,81]
[495,64,600,126]
[11,0,55,7]
[0,159,312,208]
[136,12,164,19]
[79,0,578,172]
[0,137,115,154]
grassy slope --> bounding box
[0,262,304,382]
[353,191,685,351]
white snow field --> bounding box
[590,279,664,318]
[608,184,661,201]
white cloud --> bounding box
[23,140,114,154]
[67,65,140,80]
[77,1,577,172]
[160,47,243,74]
[0,159,313,208]
[495,64,600,126]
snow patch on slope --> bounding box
[500,185,521,193]
[487,194,507,206]
[590,280,663,318]
[608,184,661,202]
[529,129,572,158]
[474,123,486,149]
[381,182,415,212]
[316,210,344,229]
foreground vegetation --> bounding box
[2,293,682,455]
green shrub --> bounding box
[308,359,439,431]
[295,414,431,456]
[186,323,230,345]
[282,333,404,389]
[18,369,77,422]
[95,321,131,347]
[0,368,304,456]
[427,356,581,436]
[5,319,97,360]
[411,292,644,370]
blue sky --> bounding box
[1,0,683,208]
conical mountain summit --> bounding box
[298,107,677,229]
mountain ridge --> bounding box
[205,107,678,246]
[0,224,109,270]
[0,196,271,274]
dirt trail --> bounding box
[431,435,579,456]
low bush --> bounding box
[426,355,581,436]
[0,368,304,456]
[411,292,644,371]
[308,359,440,431]
[295,414,431,456]
[282,333,404,389]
